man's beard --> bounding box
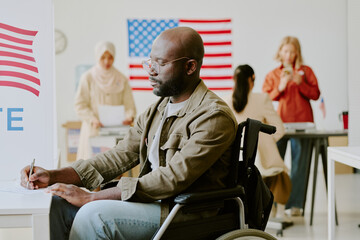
[152,75,184,97]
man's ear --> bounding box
[186,59,197,75]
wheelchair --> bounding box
[151,118,278,240]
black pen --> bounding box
[26,158,35,189]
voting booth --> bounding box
[0,0,56,180]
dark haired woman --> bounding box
[223,64,291,221]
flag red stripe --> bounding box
[208,87,233,90]
[197,30,231,34]
[0,81,39,96]
[130,76,148,80]
[204,53,232,57]
[200,76,233,80]
[129,64,231,69]
[0,71,40,85]
[130,86,232,91]
[0,51,35,62]
[0,42,33,53]
[0,23,37,36]
[179,19,231,23]
[201,64,232,69]
[0,33,33,45]
[0,60,38,73]
[131,87,153,91]
[130,76,233,80]
[203,41,231,46]
[129,64,143,68]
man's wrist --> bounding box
[48,168,65,185]
[49,167,82,186]
[48,169,56,185]
[89,192,97,202]
[92,187,122,201]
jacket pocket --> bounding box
[160,133,187,150]
[160,134,188,162]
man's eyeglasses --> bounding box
[142,57,190,74]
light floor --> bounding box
[1,173,359,240]
[265,173,360,240]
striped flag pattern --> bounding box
[0,22,40,96]
[127,19,233,91]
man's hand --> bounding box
[20,165,51,189]
[45,183,95,207]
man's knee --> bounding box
[70,201,114,240]
[73,201,101,225]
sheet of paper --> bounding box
[98,105,125,127]
[0,180,46,195]
[284,122,316,130]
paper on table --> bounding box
[98,104,125,127]
[0,180,46,195]
[284,122,316,130]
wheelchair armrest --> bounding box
[174,185,245,205]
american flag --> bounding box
[0,22,40,96]
[127,19,233,91]
[319,97,326,118]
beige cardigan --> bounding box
[223,92,287,176]
[75,70,137,160]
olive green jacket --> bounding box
[72,80,237,222]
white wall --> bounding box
[348,0,360,146]
[54,0,349,166]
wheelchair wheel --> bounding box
[216,229,277,240]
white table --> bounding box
[0,182,52,240]
[327,146,360,240]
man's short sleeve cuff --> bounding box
[71,159,104,190]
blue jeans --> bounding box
[50,196,80,240]
[277,138,311,209]
[50,196,161,240]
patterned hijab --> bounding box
[91,41,125,93]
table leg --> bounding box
[321,138,338,226]
[32,213,50,240]
[302,139,314,216]
[321,138,328,184]
[328,152,336,240]
[310,139,320,225]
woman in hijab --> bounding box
[75,41,136,160]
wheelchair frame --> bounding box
[152,118,277,240]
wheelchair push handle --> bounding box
[242,118,277,135]
[260,123,276,135]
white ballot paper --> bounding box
[0,180,46,195]
[284,122,316,131]
[98,105,125,127]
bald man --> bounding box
[20,27,237,240]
